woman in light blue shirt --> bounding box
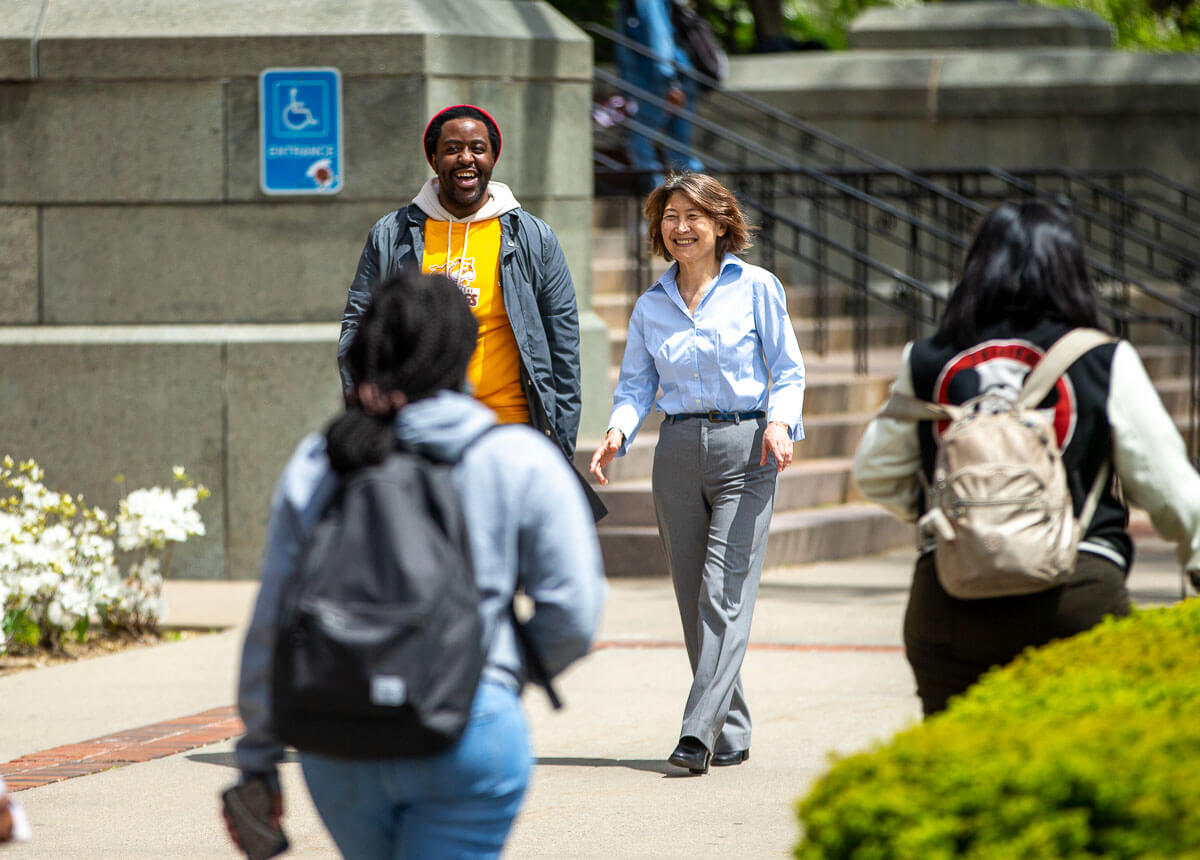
[590,173,805,774]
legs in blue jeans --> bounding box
[626,79,705,187]
[300,681,531,860]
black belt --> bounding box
[663,410,765,424]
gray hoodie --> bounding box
[236,392,606,774]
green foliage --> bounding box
[775,0,895,50]
[3,610,42,650]
[546,0,1198,54]
[795,599,1200,859]
[1035,0,1200,50]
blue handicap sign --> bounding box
[259,68,343,195]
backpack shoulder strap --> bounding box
[878,392,963,423]
[1017,328,1117,409]
[1016,328,1117,530]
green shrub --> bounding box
[1036,0,1200,51]
[795,599,1200,859]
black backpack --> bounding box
[670,0,728,91]
[270,440,486,759]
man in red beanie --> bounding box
[338,104,586,466]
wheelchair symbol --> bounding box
[282,88,318,132]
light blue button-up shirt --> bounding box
[607,254,806,455]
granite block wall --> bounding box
[0,0,602,578]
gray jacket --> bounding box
[235,391,606,775]
[338,205,582,458]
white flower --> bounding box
[1,459,205,643]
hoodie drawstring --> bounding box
[447,220,471,288]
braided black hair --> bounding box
[326,271,479,474]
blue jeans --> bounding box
[300,681,531,860]
[627,77,704,187]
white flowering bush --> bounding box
[0,457,209,656]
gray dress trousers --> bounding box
[652,415,778,754]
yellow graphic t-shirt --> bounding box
[422,218,530,425]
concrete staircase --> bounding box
[581,202,1198,578]
[580,202,917,577]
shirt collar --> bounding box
[654,253,744,294]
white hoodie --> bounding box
[412,177,521,223]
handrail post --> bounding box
[1192,316,1199,468]
[813,180,828,358]
[627,192,648,304]
[907,214,921,343]
[853,177,869,374]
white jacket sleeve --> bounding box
[852,343,923,523]
[1107,341,1200,573]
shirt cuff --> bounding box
[608,404,642,456]
[767,412,804,441]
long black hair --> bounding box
[326,271,478,474]
[934,200,1104,347]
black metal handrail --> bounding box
[587,21,1199,299]
[596,82,967,268]
[1083,168,1200,221]
[909,167,1199,297]
[1002,168,1200,239]
[585,22,985,217]
[584,21,1200,460]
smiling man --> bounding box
[338,105,584,461]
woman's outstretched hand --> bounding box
[760,421,793,472]
[589,429,624,486]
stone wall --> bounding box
[0,0,603,579]
[721,5,1200,187]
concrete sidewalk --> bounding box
[0,536,1187,859]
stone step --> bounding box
[1138,343,1194,379]
[1156,378,1193,415]
[591,281,901,327]
[591,225,631,261]
[593,199,635,231]
[594,291,635,330]
[606,315,911,366]
[578,412,877,488]
[599,374,894,418]
[598,503,913,578]
[595,456,859,527]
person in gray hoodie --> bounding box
[233,271,606,858]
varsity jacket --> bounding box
[338,182,582,458]
[853,319,1200,574]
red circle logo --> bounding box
[932,339,1076,446]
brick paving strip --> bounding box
[593,641,903,653]
[0,705,243,793]
[0,640,901,792]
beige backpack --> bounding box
[881,329,1117,599]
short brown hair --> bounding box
[643,172,754,262]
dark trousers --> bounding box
[904,551,1131,716]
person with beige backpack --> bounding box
[853,200,1200,716]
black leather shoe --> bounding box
[668,736,711,774]
[711,749,750,767]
